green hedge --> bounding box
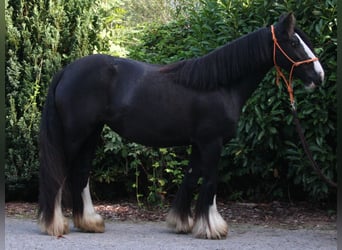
[5,0,110,200]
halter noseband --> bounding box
[271,25,318,108]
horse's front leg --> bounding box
[166,145,201,233]
[192,139,228,239]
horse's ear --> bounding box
[278,12,296,37]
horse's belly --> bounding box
[118,125,191,147]
[107,111,192,147]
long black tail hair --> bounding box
[38,69,69,226]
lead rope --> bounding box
[271,25,337,188]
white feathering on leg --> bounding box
[192,195,228,239]
[73,180,105,233]
[166,209,193,233]
[39,186,69,236]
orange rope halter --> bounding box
[271,25,318,109]
[271,26,337,189]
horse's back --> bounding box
[56,54,147,91]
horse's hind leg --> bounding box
[67,127,105,233]
[166,145,201,233]
[38,177,69,236]
[192,139,228,239]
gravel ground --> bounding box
[5,217,337,250]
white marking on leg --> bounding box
[82,181,97,216]
[193,195,228,239]
[208,195,228,237]
[74,179,105,233]
[295,33,324,81]
[166,209,193,233]
[39,186,69,236]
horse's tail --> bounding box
[38,69,68,233]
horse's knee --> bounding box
[193,195,228,239]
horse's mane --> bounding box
[160,27,271,91]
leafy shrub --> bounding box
[92,127,188,206]
[220,0,337,202]
[5,0,109,200]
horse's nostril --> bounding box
[308,82,316,90]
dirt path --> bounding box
[5,201,337,249]
[5,217,337,250]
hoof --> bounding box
[192,216,228,239]
[73,213,105,233]
[192,199,228,239]
[39,213,70,236]
[166,209,193,234]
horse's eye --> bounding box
[290,37,300,47]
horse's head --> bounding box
[273,13,324,90]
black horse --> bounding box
[38,13,324,239]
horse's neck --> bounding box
[221,28,274,103]
[232,69,270,107]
